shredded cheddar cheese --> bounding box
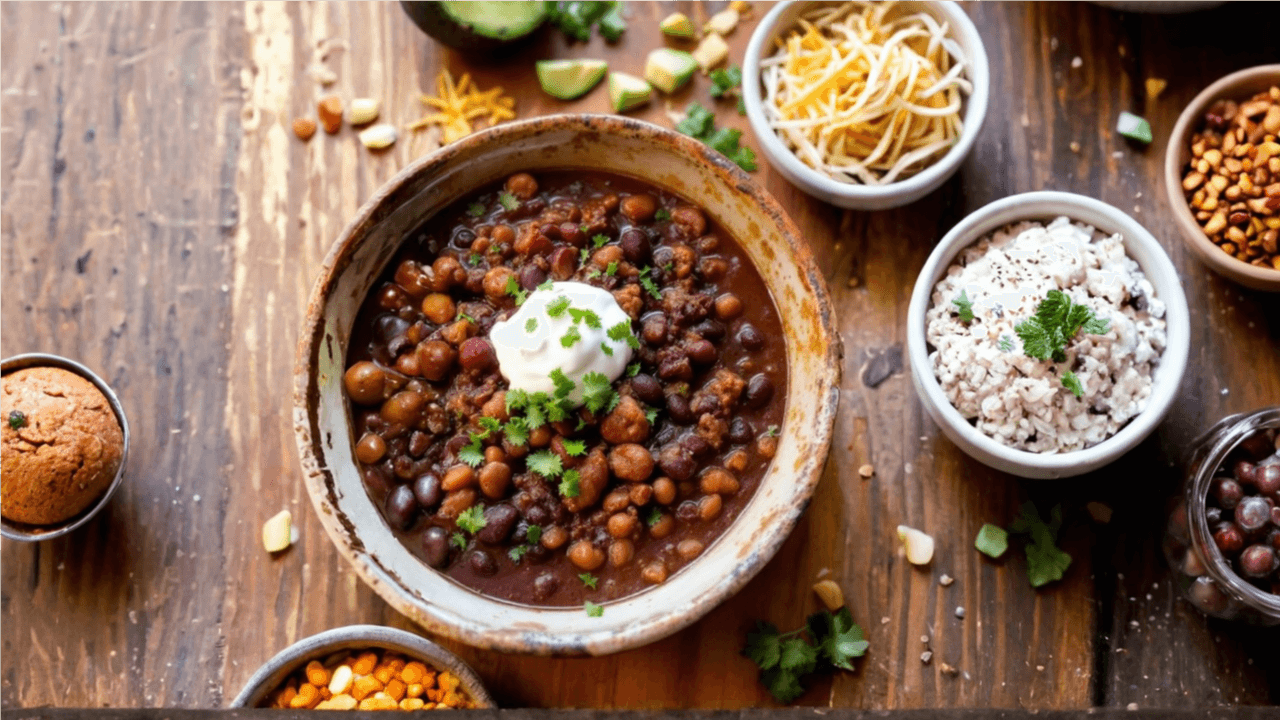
[760,2,971,185]
[408,68,517,144]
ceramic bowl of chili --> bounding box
[294,114,841,655]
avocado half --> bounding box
[400,1,548,54]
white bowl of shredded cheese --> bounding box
[743,1,990,210]
[907,192,1191,479]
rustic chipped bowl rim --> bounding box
[1,353,130,542]
[229,624,495,708]
[1163,64,1280,292]
[906,191,1191,479]
[293,114,842,654]
[742,0,991,210]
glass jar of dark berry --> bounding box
[1163,407,1280,624]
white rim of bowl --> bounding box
[906,191,1191,473]
[742,0,991,200]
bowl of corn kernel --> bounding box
[230,625,494,710]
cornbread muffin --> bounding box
[1,366,124,525]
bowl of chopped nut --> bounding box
[1165,65,1280,292]
[230,625,494,710]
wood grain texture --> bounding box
[2,0,1278,712]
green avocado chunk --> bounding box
[537,59,609,100]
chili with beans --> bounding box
[344,171,787,606]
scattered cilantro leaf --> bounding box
[675,102,716,137]
[626,361,641,377]
[450,532,467,551]
[743,609,867,704]
[998,334,1014,352]
[525,317,538,333]
[1009,502,1071,588]
[497,191,519,211]
[580,247,591,264]
[526,524,542,544]
[467,202,485,217]
[550,368,576,399]
[546,295,571,317]
[606,320,639,349]
[537,278,555,292]
[505,275,528,305]
[640,275,662,300]
[645,506,663,527]
[458,437,485,468]
[560,325,582,348]
[562,439,587,457]
[644,406,659,424]
[509,545,529,563]
[709,65,743,98]
[592,233,610,248]
[547,1,623,43]
[600,341,614,356]
[503,418,530,447]
[528,450,563,480]
[675,102,758,171]
[578,572,598,589]
[779,637,819,675]
[974,523,1009,559]
[559,468,581,498]
[568,307,602,328]
[1060,370,1084,398]
[808,607,869,671]
[456,311,475,324]
[952,289,975,323]
[580,371,616,414]
[654,208,671,221]
[456,505,487,534]
[764,424,780,437]
[585,268,603,280]
[8,410,27,430]
[584,600,604,617]
[744,621,783,670]
[467,253,483,267]
[605,261,619,276]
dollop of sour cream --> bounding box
[490,281,634,405]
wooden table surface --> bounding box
[3,0,1279,712]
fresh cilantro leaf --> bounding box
[568,307,602,328]
[560,325,582,348]
[705,126,743,155]
[744,621,782,670]
[528,450,563,479]
[607,320,639,349]
[761,667,806,704]
[1014,317,1052,361]
[626,361,641,377]
[497,191,519,211]
[546,295,571,317]
[644,407,659,424]
[525,317,538,333]
[580,371,615,414]
[477,416,501,436]
[998,334,1014,352]
[550,368,576,398]
[600,341,614,356]
[675,102,716,137]
[809,608,868,671]
[458,438,485,468]
[592,233,610,248]
[1009,502,1071,588]
[559,468,581,498]
[580,247,591,264]
[8,410,27,430]
[456,505,487,534]
[662,261,674,273]
[467,253,483,267]
[503,417,530,447]
[578,572,598,589]
[505,388,530,411]
[584,600,604,617]
[585,268,603,280]
[709,65,743,98]
[526,524,542,544]
[764,424,780,437]
[456,311,476,324]
[450,532,467,551]
[952,289,975,323]
[729,145,758,171]
[1035,289,1071,328]
[1081,316,1110,335]
[640,275,662,300]
[645,506,663,527]
[467,202,485,217]
[559,439,586,457]
[779,637,819,675]
[1060,370,1084,398]
[605,261,618,276]
[509,545,529,563]
[654,208,671,221]
[523,401,547,430]
[580,224,591,235]
[537,278,555,292]
[974,523,1009,559]
[505,275,528,305]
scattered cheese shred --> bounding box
[760,1,971,185]
[408,68,517,144]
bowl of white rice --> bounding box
[906,191,1191,479]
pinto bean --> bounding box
[653,477,677,505]
[541,525,569,550]
[609,539,635,567]
[628,483,652,506]
[506,172,538,199]
[699,467,740,495]
[642,561,668,584]
[609,443,655,482]
[478,462,512,499]
[437,488,477,519]
[567,540,605,570]
[564,449,608,512]
[601,396,651,444]
[442,464,477,491]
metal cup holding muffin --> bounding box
[1,353,130,541]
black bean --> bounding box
[738,323,765,350]
[744,374,775,408]
[385,484,419,530]
[518,263,548,291]
[524,504,551,526]
[413,472,443,508]
[477,504,519,544]
[728,417,754,445]
[676,500,700,522]
[631,374,664,405]
[659,444,696,481]
[559,222,584,246]
[619,228,652,265]
[393,454,417,480]
[376,314,411,344]
[469,550,498,576]
[422,526,451,568]
[666,393,694,425]
[687,339,717,365]
[681,433,713,459]
[408,431,430,458]
[532,572,560,600]
[692,320,725,342]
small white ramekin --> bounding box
[906,191,1191,479]
[742,0,991,210]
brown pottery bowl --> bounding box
[293,114,841,655]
